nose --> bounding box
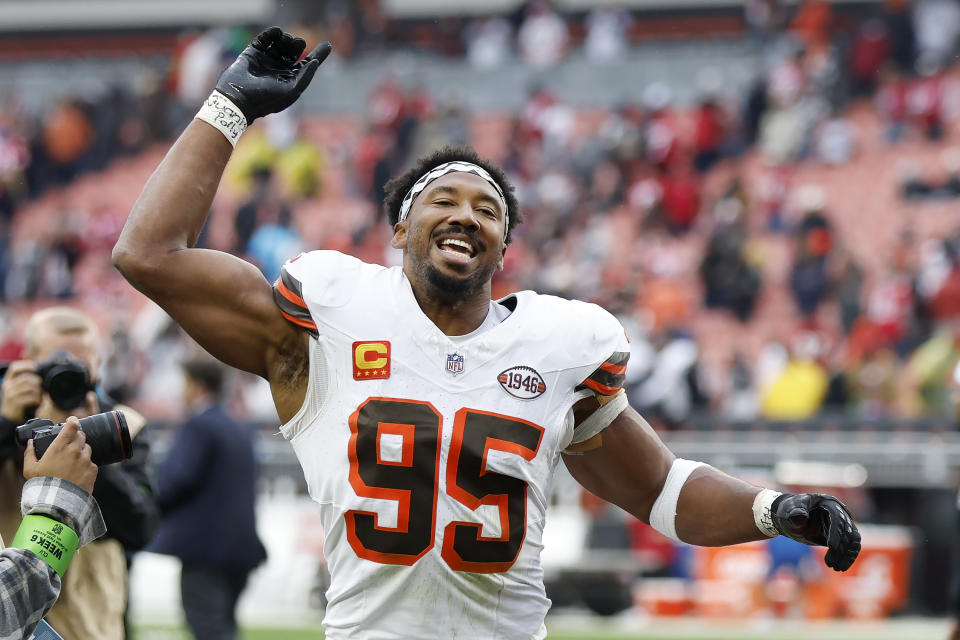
[445,201,480,229]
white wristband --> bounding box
[752,488,783,538]
[195,91,247,147]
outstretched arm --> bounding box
[113,121,279,375]
[562,407,762,545]
[563,406,860,571]
[112,29,331,381]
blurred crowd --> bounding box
[3,0,960,428]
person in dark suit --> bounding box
[148,357,266,640]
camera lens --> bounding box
[15,411,132,466]
[77,411,132,466]
[45,367,90,411]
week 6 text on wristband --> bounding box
[10,515,79,578]
[195,91,247,147]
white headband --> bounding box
[397,161,509,239]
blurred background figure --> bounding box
[147,357,266,640]
[584,6,632,64]
[465,16,513,70]
[517,1,569,68]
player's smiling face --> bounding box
[393,171,507,297]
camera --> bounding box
[35,350,94,411]
[15,410,132,466]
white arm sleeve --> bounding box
[648,458,705,542]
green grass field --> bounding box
[135,631,656,640]
[148,636,784,640]
[133,616,951,640]
[134,631,792,640]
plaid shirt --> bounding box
[0,477,105,640]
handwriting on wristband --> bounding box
[196,92,247,146]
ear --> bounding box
[391,222,408,250]
[498,246,506,270]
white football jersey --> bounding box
[273,250,629,640]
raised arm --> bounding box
[112,28,331,380]
[563,405,861,572]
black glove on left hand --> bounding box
[771,492,862,572]
[215,26,332,125]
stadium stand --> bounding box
[2,0,960,622]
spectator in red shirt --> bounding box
[366,76,406,134]
[660,161,701,235]
[929,255,960,321]
[907,55,947,140]
[850,19,891,96]
[693,93,726,173]
[876,64,909,142]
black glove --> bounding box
[771,493,861,572]
[215,27,332,125]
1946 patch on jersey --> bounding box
[498,366,547,399]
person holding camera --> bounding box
[0,307,158,640]
[0,416,105,639]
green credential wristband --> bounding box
[10,515,79,578]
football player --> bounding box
[113,28,861,639]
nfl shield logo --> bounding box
[446,352,465,376]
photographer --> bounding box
[0,307,157,639]
[1,417,105,639]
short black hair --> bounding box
[182,357,226,397]
[382,146,522,244]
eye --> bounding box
[478,207,497,218]
[434,199,454,206]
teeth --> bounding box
[440,239,473,254]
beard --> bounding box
[417,258,497,302]
[407,225,499,302]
